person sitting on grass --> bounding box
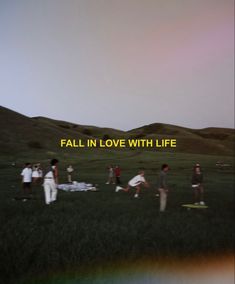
[192,164,205,205]
[115,169,149,198]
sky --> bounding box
[0,0,234,130]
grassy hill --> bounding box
[0,106,234,156]
[128,123,234,155]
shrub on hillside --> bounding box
[102,134,110,141]
[82,128,92,136]
[27,141,43,149]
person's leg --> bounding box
[51,182,58,202]
[22,183,27,197]
[22,183,29,199]
[159,188,167,212]
[136,186,141,194]
[44,182,51,205]
[199,186,204,204]
[116,183,129,192]
[123,185,130,192]
[106,176,111,184]
[24,182,32,198]
[194,188,199,204]
[28,182,32,197]
[134,186,141,198]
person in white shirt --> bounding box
[21,163,32,199]
[67,165,74,183]
[38,164,43,180]
[106,165,115,184]
[32,165,40,183]
[115,170,149,198]
[43,159,59,205]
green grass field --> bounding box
[0,150,234,284]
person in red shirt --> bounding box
[115,165,121,185]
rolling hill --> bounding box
[0,106,234,156]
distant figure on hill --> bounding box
[67,165,74,183]
[43,159,59,205]
[106,165,115,184]
[191,164,205,205]
[115,165,121,185]
[20,163,32,200]
[158,164,170,212]
[115,169,149,198]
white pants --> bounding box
[68,174,72,183]
[158,188,168,212]
[44,180,57,204]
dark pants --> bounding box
[116,176,121,185]
[23,182,32,197]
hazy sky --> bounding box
[0,0,234,130]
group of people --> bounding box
[115,163,205,212]
[20,163,43,198]
[20,159,59,204]
[20,159,205,210]
[106,165,121,185]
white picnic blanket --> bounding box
[57,181,96,192]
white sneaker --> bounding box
[115,186,123,192]
[134,194,139,198]
[194,202,199,205]
[200,201,205,206]
[106,182,110,184]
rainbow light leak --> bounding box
[34,254,234,284]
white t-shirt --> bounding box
[67,167,74,173]
[21,168,32,183]
[44,170,54,179]
[128,175,146,187]
[32,170,39,178]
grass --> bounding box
[0,150,234,284]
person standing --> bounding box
[67,165,74,183]
[38,163,43,182]
[21,163,33,200]
[115,165,121,185]
[32,164,40,183]
[192,164,205,205]
[106,165,115,184]
[158,164,169,212]
[43,159,59,205]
